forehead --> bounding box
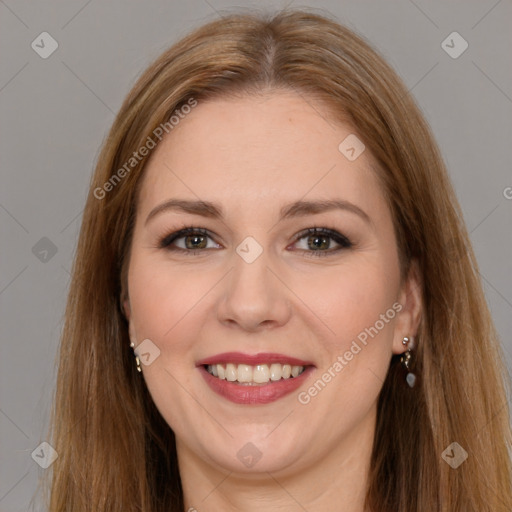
[137,91,386,221]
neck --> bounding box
[177,406,376,512]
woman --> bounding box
[46,9,512,512]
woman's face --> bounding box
[124,91,421,476]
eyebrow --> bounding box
[144,198,372,226]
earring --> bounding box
[130,341,142,372]
[400,336,416,388]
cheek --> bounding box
[127,260,211,429]
[127,257,214,355]
[294,262,400,419]
[305,257,400,361]
[129,257,222,392]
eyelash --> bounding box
[158,225,353,258]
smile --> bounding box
[205,363,306,385]
[196,352,315,404]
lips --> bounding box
[196,352,314,367]
[196,352,315,405]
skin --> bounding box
[123,90,422,512]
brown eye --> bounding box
[182,233,208,250]
[292,228,352,257]
[159,227,220,253]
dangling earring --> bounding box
[400,336,416,388]
[130,341,142,372]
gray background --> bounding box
[1,1,511,510]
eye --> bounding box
[159,226,220,254]
[290,227,353,257]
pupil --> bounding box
[186,235,206,249]
[309,235,328,250]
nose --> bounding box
[216,246,292,332]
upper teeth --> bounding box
[206,363,305,384]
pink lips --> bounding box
[196,352,315,405]
[196,351,314,367]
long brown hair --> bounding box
[45,9,512,511]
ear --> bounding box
[123,299,137,345]
[123,298,131,320]
[392,259,422,354]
